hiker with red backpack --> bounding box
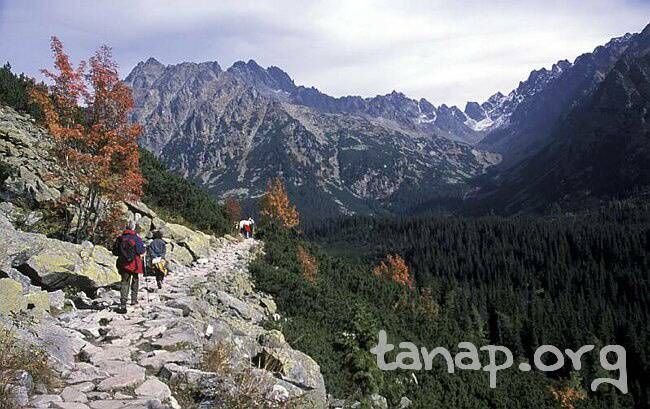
[112,222,146,314]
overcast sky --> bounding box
[0,1,648,106]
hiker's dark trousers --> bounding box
[120,271,139,306]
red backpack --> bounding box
[113,235,141,274]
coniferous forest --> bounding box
[250,199,649,408]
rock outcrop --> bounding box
[0,105,62,206]
[0,209,119,294]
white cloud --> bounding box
[0,0,648,106]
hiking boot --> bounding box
[116,306,127,314]
[130,300,138,306]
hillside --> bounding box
[298,201,649,408]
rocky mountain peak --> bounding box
[464,101,487,121]
[227,59,294,93]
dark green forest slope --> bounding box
[250,200,649,408]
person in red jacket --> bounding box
[112,222,146,314]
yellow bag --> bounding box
[152,259,168,276]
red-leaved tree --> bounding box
[31,37,142,243]
[373,254,413,289]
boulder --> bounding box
[136,215,152,238]
[25,290,51,314]
[0,265,37,293]
[399,396,413,408]
[1,224,119,291]
[167,242,194,266]
[259,297,277,315]
[48,290,66,310]
[253,347,326,406]
[125,201,157,219]
[163,223,212,260]
[135,378,172,401]
[0,201,44,227]
[96,363,146,391]
[369,394,388,409]
[0,278,27,315]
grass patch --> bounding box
[0,327,59,409]
[200,341,233,375]
[199,341,312,409]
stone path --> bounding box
[21,238,324,409]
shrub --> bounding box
[0,327,58,409]
[296,245,318,283]
[0,62,44,120]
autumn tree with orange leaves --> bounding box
[259,178,299,229]
[31,37,143,243]
[297,245,318,283]
[550,385,586,409]
[373,254,413,289]
[550,372,587,409]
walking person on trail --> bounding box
[148,230,169,290]
[247,217,255,238]
[112,221,146,314]
[239,218,253,239]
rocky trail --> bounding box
[9,238,326,409]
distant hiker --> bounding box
[112,222,146,314]
[148,230,169,289]
[248,217,255,237]
[239,218,249,238]
[239,217,255,239]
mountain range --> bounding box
[473,24,650,214]
[125,24,650,217]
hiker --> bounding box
[239,217,254,239]
[148,230,169,289]
[247,217,255,238]
[112,221,146,314]
[239,218,250,238]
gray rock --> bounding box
[214,290,264,322]
[139,349,195,372]
[1,224,119,292]
[136,215,152,238]
[6,384,29,406]
[369,394,388,409]
[85,392,111,401]
[88,399,160,409]
[66,363,108,384]
[399,396,413,408]
[125,201,158,219]
[0,265,34,294]
[12,370,34,394]
[0,277,27,314]
[258,330,285,349]
[31,394,64,406]
[259,297,277,315]
[61,385,89,402]
[53,403,91,409]
[96,363,146,391]
[135,378,172,401]
[49,289,66,310]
